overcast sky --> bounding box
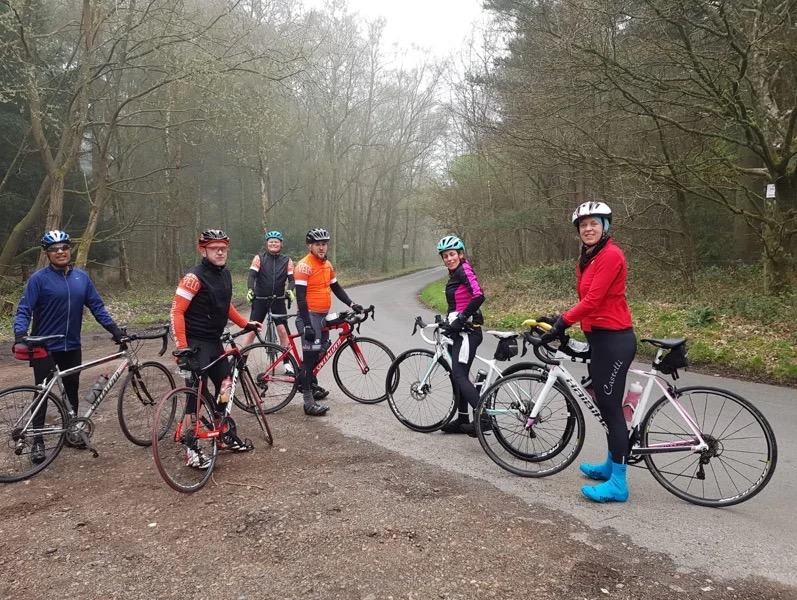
[301,0,488,59]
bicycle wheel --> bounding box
[264,317,278,346]
[475,373,585,478]
[239,369,274,445]
[385,349,456,433]
[117,361,176,446]
[0,385,68,483]
[152,387,218,493]
[641,386,777,507]
[333,337,395,404]
[498,361,547,379]
[239,342,299,414]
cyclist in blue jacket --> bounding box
[13,231,124,426]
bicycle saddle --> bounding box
[640,337,686,349]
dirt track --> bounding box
[0,335,794,600]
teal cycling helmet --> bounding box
[436,235,465,254]
[265,230,284,241]
[41,230,71,250]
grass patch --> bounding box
[420,262,797,385]
[0,262,436,340]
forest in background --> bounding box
[1,0,795,379]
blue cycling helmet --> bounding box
[436,235,465,254]
[41,230,71,250]
[265,230,284,241]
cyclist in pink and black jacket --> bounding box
[436,235,486,436]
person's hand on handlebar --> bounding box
[109,324,125,344]
[447,315,466,333]
[243,321,261,332]
[539,315,569,343]
[535,314,559,327]
[350,303,364,314]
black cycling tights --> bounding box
[450,329,483,419]
[584,328,637,464]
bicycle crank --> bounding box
[66,417,99,458]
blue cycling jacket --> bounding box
[14,265,117,352]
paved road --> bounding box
[315,267,796,586]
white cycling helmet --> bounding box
[571,201,612,229]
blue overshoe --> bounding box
[579,451,613,481]
[581,462,629,503]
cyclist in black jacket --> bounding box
[241,231,295,375]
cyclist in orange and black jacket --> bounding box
[436,235,486,437]
[538,201,636,503]
[170,229,260,468]
[240,230,295,370]
[294,228,363,417]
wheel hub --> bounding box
[410,381,429,401]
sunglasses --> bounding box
[46,244,72,253]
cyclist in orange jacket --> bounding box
[294,228,363,416]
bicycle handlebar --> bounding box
[520,319,590,366]
[119,325,170,357]
[412,314,477,346]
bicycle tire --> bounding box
[641,386,777,507]
[240,368,274,445]
[332,336,395,404]
[152,387,218,493]
[117,361,176,446]
[239,342,299,414]
[265,317,278,346]
[0,385,69,483]
[475,372,585,478]
[385,349,456,433]
[498,361,547,379]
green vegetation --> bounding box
[0,263,435,340]
[421,263,797,384]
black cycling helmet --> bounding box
[41,230,71,250]
[306,228,330,243]
[198,229,230,247]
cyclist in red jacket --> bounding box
[539,201,636,503]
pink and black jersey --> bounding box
[445,260,485,324]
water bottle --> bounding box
[218,377,232,404]
[567,339,590,354]
[474,369,488,392]
[622,381,644,422]
[84,374,109,404]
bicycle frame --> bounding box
[11,327,170,451]
[507,344,710,457]
[179,331,252,442]
[39,349,134,420]
[415,322,510,392]
[252,295,292,346]
[275,319,364,378]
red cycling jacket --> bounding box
[562,238,633,332]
